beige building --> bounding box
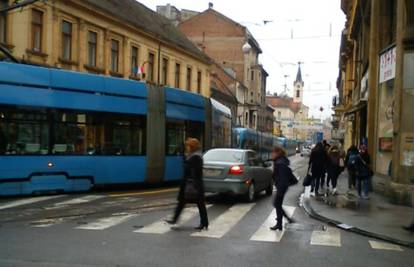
[0,0,211,97]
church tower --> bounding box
[293,63,304,103]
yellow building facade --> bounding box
[1,0,211,97]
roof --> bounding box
[180,8,262,53]
[83,0,211,63]
[266,96,308,113]
[295,65,304,84]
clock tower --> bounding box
[293,64,304,104]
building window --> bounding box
[251,70,254,81]
[147,52,155,81]
[197,71,202,94]
[278,111,282,118]
[111,39,119,73]
[31,9,43,52]
[186,67,192,91]
[131,46,139,76]
[175,63,181,88]
[296,90,300,98]
[162,58,168,85]
[87,31,97,67]
[61,20,73,60]
[0,0,7,44]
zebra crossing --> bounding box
[0,194,405,252]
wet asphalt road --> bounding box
[0,155,413,267]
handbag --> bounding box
[184,179,199,203]
[288,167,298,186]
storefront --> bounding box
[376,46,396,176]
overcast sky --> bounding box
[138,0,346,119]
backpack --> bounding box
[347,153,359,170]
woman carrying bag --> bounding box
[166,138,209,230]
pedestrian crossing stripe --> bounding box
[250,206,296,243]
[0,195,65,211]
[369,240,403,251]
[191,203,255,239]
[135,205,213,234]
[76,213,137,230]
[52,195,105,207]
[310,227,341,247]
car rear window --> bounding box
[203,150,244,163]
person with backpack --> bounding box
[347,146,373,199]
[359,145,373,192]
[308,142,327,196]
[326,145,344,195]
[270,146,297,231]
[345,146,359,191]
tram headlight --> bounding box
[47,162,54,168]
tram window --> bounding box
[0,108,49,155]
[185,121,204,151]
[166,121,185,156]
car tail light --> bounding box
[229,165,244,175]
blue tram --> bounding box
[0,62,296,196]
[232,127,297,160]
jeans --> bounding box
[348,169,356,189]
[273,187,289,227]
[356,177,369,197]
[311,171,324,194]
[173,199,208,226]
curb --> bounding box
[300,193,414,249]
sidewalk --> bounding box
[302,172,414,248]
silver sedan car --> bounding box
[203,149,273,202]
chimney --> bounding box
[208,2,213,9]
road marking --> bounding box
[109,188,178,198]
[76,213,137,230]
[135,205,212,234]
[310,227,341,247]
[369,240,403,251]
[0,195,63,210]
[250,206,296,243]
[191,203,255,239]
[53,195,105,206]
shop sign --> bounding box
[379,46,397,84]
[378,137,393,152]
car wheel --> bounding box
[246,182,255,202]
[265,182,273,196]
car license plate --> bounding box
[203,169,221,177]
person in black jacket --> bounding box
[166,138,208,230]
[309,142,327,196]
[270,147,295,231]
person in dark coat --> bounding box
[326,145,343,195]
[270,147,295,231]
[166,138,208,230]
[309,142,327,196]
[359,145,373,192]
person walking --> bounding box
[309,142,327,196]
[166,138,208,230]
[359,145,373,192]
[270,147,296,231]
[347,146,372,199]
[345,145,359,191]
[326,145,343,195]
